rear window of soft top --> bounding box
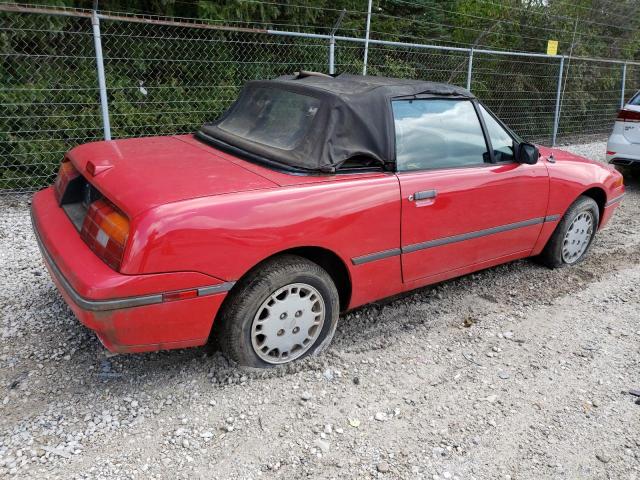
[218,87,321,150]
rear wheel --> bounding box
[217,255,339,368]
[539,195,599,268]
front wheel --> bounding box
[538,195,599,268]
[217,255,340,368]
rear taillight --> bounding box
[617,109,640,122]
[80,199,130,271]
[54,158,80,203]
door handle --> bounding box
[409,190,437,202]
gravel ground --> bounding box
[1,141,639,480]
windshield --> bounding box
[218,87,321,150]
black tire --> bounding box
[217,254,340,368]
[538,195,599,269]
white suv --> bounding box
[607,90,640,172]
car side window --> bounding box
[393,99,489,171]
[479,104,515,163]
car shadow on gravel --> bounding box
[43,239,638,394]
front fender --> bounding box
[530,153,624,255]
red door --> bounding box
[397,162,548,283]
[391,97,551,283]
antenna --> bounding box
[330,9,346,37]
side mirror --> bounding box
[517,142,539,165]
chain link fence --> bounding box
[1,5,637,193]
[1,10,103,192]
[100,23,331,141]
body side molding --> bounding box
[352,216,560,265]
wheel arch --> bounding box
[579,186,607,226]
[208,246,352,345]
[282,247,352,311]
[221,246,353,314]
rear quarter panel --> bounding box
[122,174,402,309]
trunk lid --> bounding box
[66,135,278,217]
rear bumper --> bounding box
[608,158,640,167]
[606,134,640,165]
[31,187,233,353]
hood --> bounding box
[538,146,607,167]
[66,135,278,217]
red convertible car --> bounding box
[32,73,625,367]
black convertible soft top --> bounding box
[197,73,474,173]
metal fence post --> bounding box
[552,56,565,147]
[329,37,335,74]
[621,63,627,109]
[362,0,372,75]
[328,10,345,75]
[91,10,112,141]
[466,48,474,91]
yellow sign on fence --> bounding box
[547,40,558,56]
